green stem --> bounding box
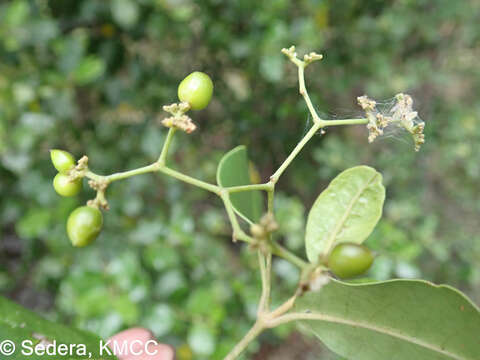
[257,251,270,314]
[224,321,265,360]
[158,166,220,194]
[86,163,220,194]
[227,183,272,193]
[264,252,272,309]
[220,191,255,243]
[270,240,308,270]
[297,64,321,124]
[105,164,159,182]
[85,164,157,184]
[267,188,274,213]
[323,118,368,126]
[158,127,177,165]
[270,122,322,183]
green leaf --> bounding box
[295,279,480,360]
[216,145,263,223]
[0,296,116,359]
[73,56,105,85]
[305,166,385,263]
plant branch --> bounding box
[158,127,177,165]
[257,251,272,314]
[270,240,309,270]
[224,321,265,360]
[157,165,220,194]
[297,65,322,124]
[267,295,297,320]
[224,291,299,360]
[265,251,272,308]
[81,45,380,360]
[270,122,322,183]
[89,164,159,183]
[227,182,273,193]
[323,118,368,127]
[267,188,274,213]
[220,191,255,243]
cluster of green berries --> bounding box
[327,242,374,279]
[50,149,103,247]
[51,71,213,248]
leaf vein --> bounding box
[322,171,379,256]
[282,312,469,360]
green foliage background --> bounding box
[1,0,479,359]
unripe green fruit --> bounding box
[67,206,103,247]
[177,71,213,110]
[50,149,76,173]
[53,173,82,197]
[327,242,374,279]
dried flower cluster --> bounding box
[357,93,425,151]
[161,102,196,133]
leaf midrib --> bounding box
[322,171,379,256]
[294,312,469,360]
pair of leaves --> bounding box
[0,296,116,359]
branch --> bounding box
[220,191,255,243]
[257,251,272,314]
[270,240,309,270]
[270,122,322,184]
[323,118,368,126]
[281,46,323,125]
[157,166,220,194]
[158,127,177,165]
[224,321,264,360]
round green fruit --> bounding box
[53,173,82,197]
[177,71,213,110]
[327,242,374,279]
[67,206,103,247]
[50,149,75,173]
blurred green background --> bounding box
[1,0,479,359]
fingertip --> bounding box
[147,344,175,360]
[109,327,155,343]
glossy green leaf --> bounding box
[305,166,385,263]
[216,145,263,223]
[295,279,480,360]
[0,296,116,359]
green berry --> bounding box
[177,71,213,110]
[327,242,374,279]
[53,173,82,197]
[67,206,103,247]
[50,149,76,173]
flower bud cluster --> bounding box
[281,46,323,67]
[161,102,196,133]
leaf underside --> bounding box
[216,145,263,223]
[0,296,116,360]
[305,166,385,263]
[295,279,480,360]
